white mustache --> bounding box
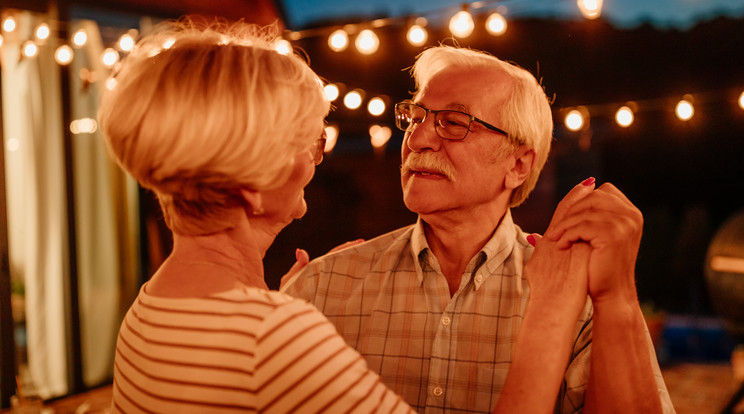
[401,153,456,181]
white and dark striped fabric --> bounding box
[112,284,413,413]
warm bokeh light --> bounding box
[328,29,349,52]
[324,125,339,153]
[367,97,386,116]
[577,0,603,20]
[486,13,507,36]
[344,90,363,110]
[162,38,175,49]
[101,48,119,67]
[370,125,392,148]
[675,99,694,121]
[70,118,98,134]
[105,77,118,91]
[55,45,73,65]
[355,29,379,55]
[738,91,744,110]
[72,29,87,47]
[118,32,136,52]
[35,23,51,41]
[6,137,19,152]
[407,24,428,46]
[449,10,474,38]
[615,106,634,127]
[3,17,16,33]
[22,41,39,58]
[565,109,586,131]
[324,84,340,101]
[273,39,292,55]
[0,35,4,48]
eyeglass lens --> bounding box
[395,103,471,140]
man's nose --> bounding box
[406,114,441,152]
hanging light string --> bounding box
[1,3,742,151]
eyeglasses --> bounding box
[394,101,510,141]
[312,131,327,165]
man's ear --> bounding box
[505,148,536,190]
[240,188,264,215]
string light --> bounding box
[343,90,363,109]
[738,91,744,110]
[22,41,39,58]
[370,124,392,148]
[324,83,340,101]
[101,48,119,67]
[407,17,428,47]
[273,38,292,55]
[324,125,339,153]
[577,0,603,20]
[117,31,136,52]
[367,97,386,116]
[3,16,16,33]
[355,29,379,55]
[615,105,634,127]
[328,29,349,52]
[72,29,87,47]
[449,9,475,38]
[70,118,98,134]
[35,23,50,42]
[675,98,694,121]
[565,109,586,131]
[486,12,507,36]
[54,45,74,65]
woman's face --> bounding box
[261,146,316,224]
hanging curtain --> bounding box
[68,19,140,388]
[1,11,69,399]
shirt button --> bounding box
[433,386,443,396]
[474,273,483,284]
[441,316,451,326]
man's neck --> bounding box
[421,205,508,295]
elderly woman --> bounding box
[99,19,413,413]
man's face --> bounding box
[400,66,516,217]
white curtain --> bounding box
[2,11,69,399]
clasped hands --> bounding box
[525,177,644,318]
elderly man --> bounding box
[283,45,673,413]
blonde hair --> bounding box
[99,17,330,235]
[411,45,553,207]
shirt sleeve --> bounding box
[254,297,414,414]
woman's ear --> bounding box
[240,188,265,216]
[505,148,536,190]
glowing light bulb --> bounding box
[344,90,363,109]
[35,23,51,41]
[369,125,392,148]
[368,97,386,116]
[675,99,694,121]
[449,10,475,38]
[70,118,98,134]
[273,39,292,55]
[407,24,428,46]
[118,32,135,51]
[105,77,117,91]
[55,45,73,65]
[486,13,507,36]
[328,29,349,52]
[3,17,16,33]
[72,30,87,47]
[565,109,585,131]
[738,91,744,110]
[22,41,39,58]
[324,125,339,152]
[355,29,379,55]
[324,84,340,101]
[577,0,603,20]
[101,48,119,67]
[6,137,20,152]
[615,106,634,127]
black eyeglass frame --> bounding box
[394,101,511,141]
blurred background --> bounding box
[1,0,743,412]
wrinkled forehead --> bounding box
[415,66,513,120]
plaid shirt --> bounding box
[283,210,673,413]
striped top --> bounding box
[283,210,674,413]
[112,283,414,413]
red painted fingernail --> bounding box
[526,235,536,246]
[582,177,596,186]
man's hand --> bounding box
[546,183,643,305]
[279,239,365,290]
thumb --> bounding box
[280,248,310,289]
